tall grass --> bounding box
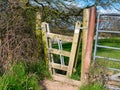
[79,82,107,90]
[26,60,51,80]
[0,62,42,90]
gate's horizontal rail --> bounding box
[98,30,120,34]
[96,45,120,50]
[51,63,68,71]
[47,33,73,42]
[107,68,120,72]
[99,13,120,16]
[109,73,120,82]
[49,48,70,57]
[95,56,120,62]
[107,81,120,87]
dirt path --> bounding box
[41,80,79,90]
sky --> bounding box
[29,0,120,13]
[64,0,120,13]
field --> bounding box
[95,37,120,76]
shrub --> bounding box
[26,60,51,80]
[0,62,42,90]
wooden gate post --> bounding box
[81,6,96,83]
[36,12,42,58]
[81,8,90,82]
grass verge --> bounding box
[79,82,107,90]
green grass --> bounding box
[0,59,51,90]
[26,60,51,80]
[0,62,42,90]
[95,38,120,70]
[97,38,120,59]
[79,82,107,90]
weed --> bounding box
[0,62,42,90]
[79,82,107,90]
[26,60,51,80]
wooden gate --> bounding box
[36,6,96,86]
[41,21,82,85]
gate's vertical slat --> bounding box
[67,21,82,77]
[93,14,100,61]
[73,28,82,72]
[46,23,55,74]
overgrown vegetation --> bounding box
[0,59,51,90]
[79,82,107,90]
[26,60,51,80]
[0,0,39,71]
[0,1,51,89]
[0,62,42,90]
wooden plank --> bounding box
[107,81,120,86]
[46,24,56,74]
[73,29,82,72]
[47,33,73,42]
[109,73,120,82]
[67,21,82,77]
[52,74,81,86]
[51,63,68,71]
[49,48,70,57]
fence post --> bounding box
[81,8,90,82]
[36,12,43,58]
[81,6,96,84]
